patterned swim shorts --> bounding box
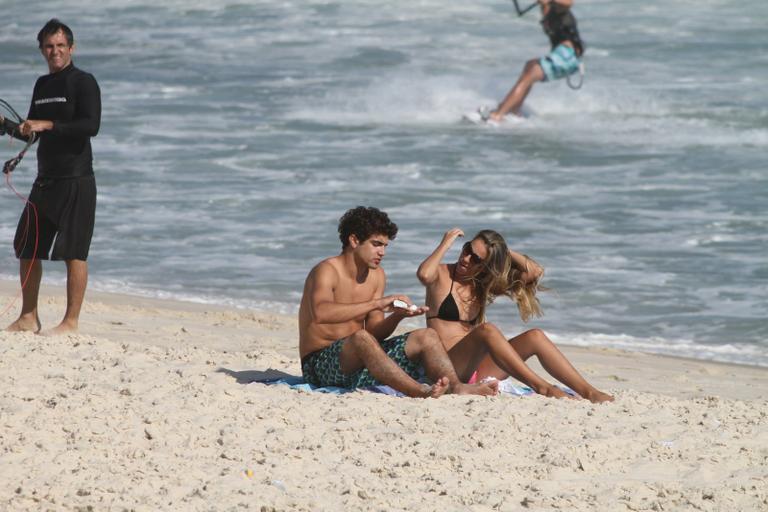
[301,332,423,389]
[539,43,580,82]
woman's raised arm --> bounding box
[508,249,544,284]
[417,228,464,285]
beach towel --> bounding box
[257,375,574,398]
[258,375,403,396]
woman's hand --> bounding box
[441,228,464,247]
[418,229,463,286]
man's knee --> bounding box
[523,59,539,73]
[405,327,441,350]
[522,60,543,81]
[348,329,377,349]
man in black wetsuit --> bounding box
[5,19,100,334]
[489,0,583,121]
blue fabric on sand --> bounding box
[259,376,575,397]
[261,375,404,396]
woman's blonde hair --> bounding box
[467,230,545,324]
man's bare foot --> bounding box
[39,320,78,337]
[584,389,614,404]
[421,376,450,398]
[454,380,499,396]
[5,315,41,333]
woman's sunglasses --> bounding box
[462,241,484,265]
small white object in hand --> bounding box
[393,299,418,311]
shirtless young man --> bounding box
[298,207,498,398]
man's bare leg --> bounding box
[42,259,87,336]
[340,330,449,398]
[5,258,42,333]
[404,328,498,396]
[449,323,567,398]
[476,327,614,403]
[489,59,545,121]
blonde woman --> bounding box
[417,228,613,403]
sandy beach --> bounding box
[1,281,766,511]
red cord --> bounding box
[1,171,39,317]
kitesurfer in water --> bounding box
[489,0,584,120]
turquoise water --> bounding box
[1,0,766,366]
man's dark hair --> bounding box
[338,206,398,248]
[38,19,74,48]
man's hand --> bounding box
[19,119,53,137]
[377,295,429,317]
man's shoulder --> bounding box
[68,65,99,86]
[308,257,341,279]
[371,265,387,280]
[36,65,98,88]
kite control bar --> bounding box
[512,0,539,17]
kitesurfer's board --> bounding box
[461,106,494,125]
[461,105,534,125]
[461,109,492,125]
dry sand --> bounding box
[1,281,766,511]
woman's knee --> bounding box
[522,328,550,344]
[475,322,505,341]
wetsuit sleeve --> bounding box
[0,117,31,142]
[51,73,101,137]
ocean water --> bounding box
[1,0,766,367]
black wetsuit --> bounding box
[13,62,101,261]
[28,62,101,178]
[541,4,584,56]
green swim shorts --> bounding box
[301,332,423,389]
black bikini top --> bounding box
[427,266,479,324]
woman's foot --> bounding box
[538,384,571,399]
[583,389,614,403]
[454,380,499,396]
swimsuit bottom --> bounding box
[301,332,422,389]
[540,43,580,82]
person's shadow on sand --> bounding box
[216,367,294,384]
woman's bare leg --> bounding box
[475,328,614,403]
[448,323,567,398]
